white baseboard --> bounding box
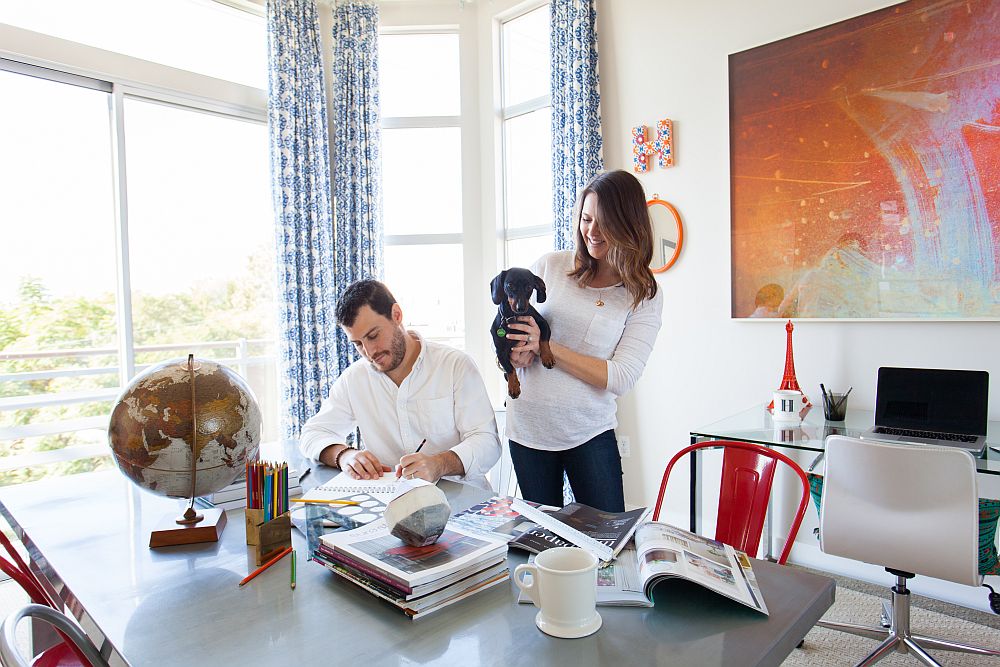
[779,539,998,615]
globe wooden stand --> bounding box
[149,507,227,548]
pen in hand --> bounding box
[396,439,427,479]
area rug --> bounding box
[785,585,1000,666]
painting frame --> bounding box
[729,0,1000,321]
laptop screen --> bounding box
[875,367,989,436]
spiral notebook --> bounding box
[303,473,429,530]
[315,472,401,499]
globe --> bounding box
[108,356,262,500]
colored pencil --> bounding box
[291,499,361,506]
[291,549,297,590]
[238,546,292,587]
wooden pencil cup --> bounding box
[245,509,292,566]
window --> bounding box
[0,14,273,486]
[1,0,266,88]
[499,5,553,269]
[379,31,465,350]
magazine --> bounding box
[448,496,559,540]
[518,521,769,614]
[317,558,510,619]
[509,499,650,562]
[450,497,649,563]
[318,517,508,589]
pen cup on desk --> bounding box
[821,387,850,421]
[245,508,292,566]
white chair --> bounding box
[486,409,520,498]
[817,435,1000,666]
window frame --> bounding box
[380,27,464,247]
[497,1,552,265]
[375,12,480,356]
[0,23,272,476]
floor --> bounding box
[0,577,31,658]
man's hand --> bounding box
[341,448,392,480]
[396,451,464,483]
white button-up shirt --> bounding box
[299,333,500,489]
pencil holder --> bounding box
[245,508,292,566]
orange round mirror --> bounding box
[648,197,683,273]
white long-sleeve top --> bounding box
[505,251,663,451]
[299,333,501,489]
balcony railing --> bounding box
[0,339,276,474]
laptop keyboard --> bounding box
[873,427,978,443]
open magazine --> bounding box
[518,521,769,615]
[451,496,648,564]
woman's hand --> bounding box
[507,316,541,368]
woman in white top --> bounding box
[505,170,663,511]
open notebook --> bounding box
[300,473,429,529]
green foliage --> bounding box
[0,246,275,487]
[0,455,112,488]
[0,310,24,351]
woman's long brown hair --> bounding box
[568,170,657,309]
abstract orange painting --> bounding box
[730,0,1000,319]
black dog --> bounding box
[490,268,555,399]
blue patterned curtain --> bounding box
[331,1,384,374]
[550,0,604,250]
[267,0,338,438]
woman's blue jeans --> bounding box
[508,429,624,512]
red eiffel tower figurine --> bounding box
[767,320,812,412]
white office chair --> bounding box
[487,409,521,498]
[0,603,108,667]
[817,435,1000,666]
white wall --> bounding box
[596,0,1000,611]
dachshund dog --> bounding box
[490,268,555,399]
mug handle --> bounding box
[513,563,539,607]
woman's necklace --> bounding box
[591,265,616,307]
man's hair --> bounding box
[335,280,397,327]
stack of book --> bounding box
[196,468,303,511]
[313,519,509,619]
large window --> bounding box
[500,5,552,268]
[1,0,266,88]
[379,31,465,350]
[0,13,273,486]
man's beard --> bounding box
[371,326,407,373]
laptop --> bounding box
[861,367,989,456]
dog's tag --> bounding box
[496,328,506,337]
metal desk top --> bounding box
[0,468,834,666]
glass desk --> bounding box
[688,405,1000,539]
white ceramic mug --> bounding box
[772,389,802,422]
[513,546,602,639]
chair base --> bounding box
[816,576,1000,667]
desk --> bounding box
[0,469,834,667]
[688,405,1000,537]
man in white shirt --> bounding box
[299,280,500,489]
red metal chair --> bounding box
[0,529,96,666]
[652,440,811,565]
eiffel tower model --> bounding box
[767,320,812,412]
